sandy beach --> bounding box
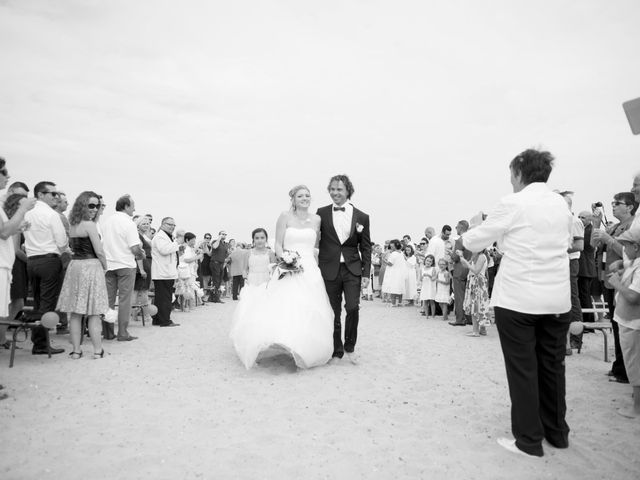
[1,300,639,480]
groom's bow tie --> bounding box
[333,206,346,212]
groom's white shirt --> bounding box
[332,202,353,263]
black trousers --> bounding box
[577,276,594,322]
[495,306,571,456]
[27,256,62,350]
[232,275,244,300]
[210,261,224,300]
[153,279,174,326]
[603,287,627,381]
[324,264,361,358]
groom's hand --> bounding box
[361,277,370,289]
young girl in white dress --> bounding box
[419,254,437,317]
[229,186,334,370]
[434,258,452,321]
[382,239,405,307]
[403,244,418,306]
[243,228,277,287]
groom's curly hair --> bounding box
[328,174,355,199]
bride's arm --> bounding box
[313,214,321,262]
[274,212,288,259]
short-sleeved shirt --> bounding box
[210,242,228,263]
[568,215,584,261]
[614,258,640,330]
[102,211,140,270]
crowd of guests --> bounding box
[365,226,499,337]
[0,153,639,422]
[0,156,250,368]
[358,167,640,423]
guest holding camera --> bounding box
[592,192,638,383]
[209,230,228,303]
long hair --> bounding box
[68,191,101,226]
[3,193,27,218]
[288,184,310,211]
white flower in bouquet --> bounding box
[281,251,294,264]
[356,222,364,233]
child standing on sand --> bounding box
[434,258,451,321]
[608,231,640,419]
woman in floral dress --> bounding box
[457,249,491,336]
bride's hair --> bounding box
[289,184,310,211]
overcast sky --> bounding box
[1,0,639,243]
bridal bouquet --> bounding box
[274,250,304,280]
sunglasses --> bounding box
[44,190,60,197]
[611,201,628,207]
[87,203,100,210]
[419,242,427,245]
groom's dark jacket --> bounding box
[316,204,372,281]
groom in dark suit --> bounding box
[317,174,372,364]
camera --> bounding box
[591,201,603,209]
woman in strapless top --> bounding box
[57,192,109,359]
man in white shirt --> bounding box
[101,195,144,341]
[560,193,585,352]
[151,217,180,327]
[23,181,68,354]
[461,149,572,458]
[425,225,451,266]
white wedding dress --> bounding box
[229,228,334,369]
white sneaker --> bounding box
[345,352,360,365]
[496,437,539,457]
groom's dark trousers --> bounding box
[324,264,361,358]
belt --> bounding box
[28,253,60,260]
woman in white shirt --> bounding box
[461,149,572,458]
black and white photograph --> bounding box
[1,1,639,479]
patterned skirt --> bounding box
[57,258,109,315]
[463,273,491,327]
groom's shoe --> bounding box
[345,351,360,365]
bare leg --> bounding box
[440,303,448,321]
[87,315,103,355]
[429,300,436,317]
[69,313,82,354]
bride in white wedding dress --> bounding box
[229,185,334,369]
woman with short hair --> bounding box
[461,148,573,457]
